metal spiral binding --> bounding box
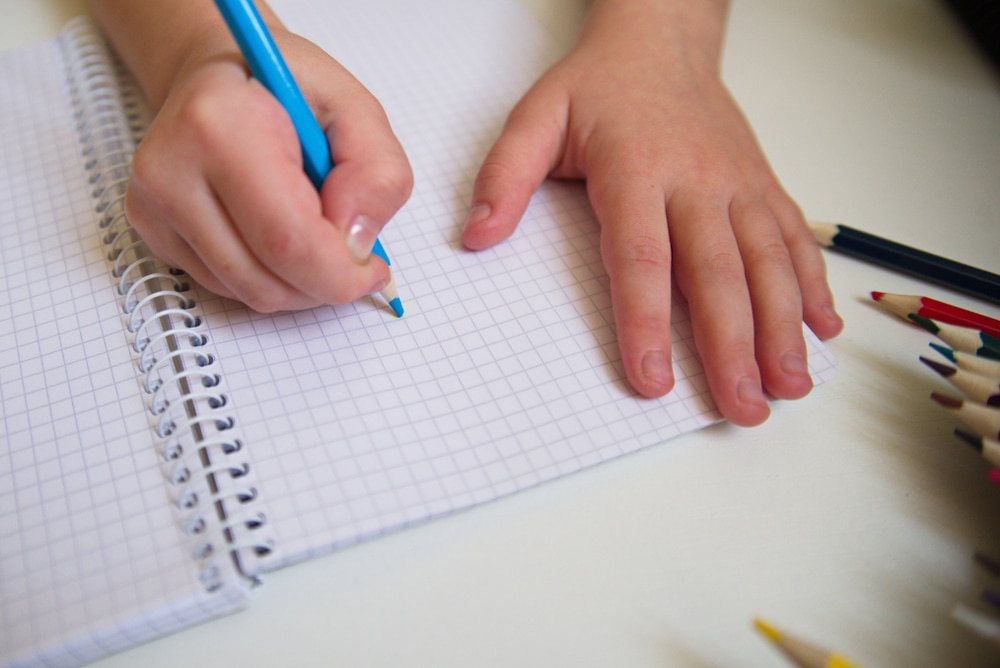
[58,18,272,590]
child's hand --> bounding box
[125,26,412,312]
[462,0,843,426]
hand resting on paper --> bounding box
[87,0,413,313]
[90,0,843,428]
[461,0,844,426]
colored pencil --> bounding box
[871,292,1000,339]
[930,393,1000,439]
[213,0,404,317]
[951,603,1000,650]
[930,344,1000,380]
[809,222,1000,304]
[953,429,1000,468]
[753,618,862,668]
[991,468,1000,487]
[921,357,1000,406]
[910,315,1000,360]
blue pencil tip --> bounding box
[929,342,955,361]
[389,297,404,318]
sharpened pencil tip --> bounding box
[954,428,984,453]
[871,291,885,301]
[752,617,782,644]
[929,343,956,361]
[389,297,404,318]
[920,356,956,378]
[909,313,939,334]
[930,391,963,409]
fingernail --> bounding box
[640,351,674,390]
[737,376,766,407]
[463,203,491,232]
[345,214,380,262]
[780,351,808,376]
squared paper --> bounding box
[0,1,836,665]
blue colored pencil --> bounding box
[214,0,404,317]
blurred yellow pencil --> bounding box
[753,618,862,668]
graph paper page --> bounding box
[0,35,247,668]
[189,0,838,573]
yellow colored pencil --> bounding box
[753,618,862,668]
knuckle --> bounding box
[624,236,670,268]
[695,244,746,285]
[746,239,792,268]
[604,233,670,274]
[254,225,302,270]
[475,154,523,189]
[373,159,414,204]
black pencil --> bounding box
[954,429,1000,468]
[809,222,1000,305]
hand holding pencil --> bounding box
[89,0,412,313]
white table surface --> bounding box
[4,1,1000,666]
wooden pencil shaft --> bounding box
[952,603,1000,649]
[934,394,1000,439]
[754,618,861,668]
[983,437,1000,468]
[875,292,1000,339]
[940,347,1000,379]
[924,359,1000,406]
[917,317,1000,359]
[956,430,1000,468]
[826,225,1000,304]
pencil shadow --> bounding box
[825,341,1000,662]
[850,345,1000,532]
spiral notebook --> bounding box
[0,1,837,666]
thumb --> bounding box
[461,87,567,250]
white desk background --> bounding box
[4,1,999,666]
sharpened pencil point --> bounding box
[753,617,862,668]
[920,356,957,378]
[929,343,956,362]
[389,297,404,318]
[954,428,985,453]
[871,291,885,301]
[930,391,964,409]
[909,313,939,334]
[752,617,782,644]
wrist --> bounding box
[579,0,730,78]
[87,0,287,111]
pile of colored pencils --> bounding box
[873,291,1000,650]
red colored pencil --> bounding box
[991,469,1000,488]
[872,292,1000,339]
